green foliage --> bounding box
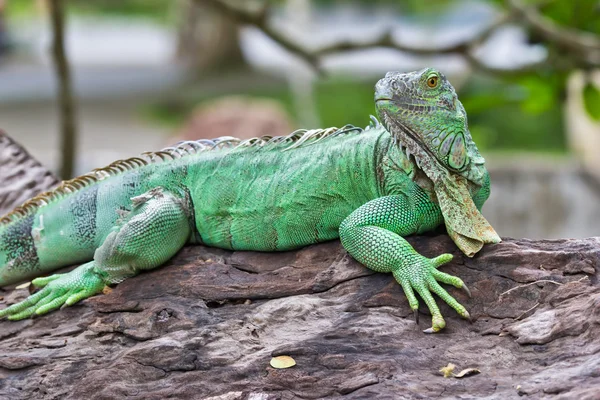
[313,79,376,128]
[468,102,565,152]
[141,81,296,128]
[67,0,167,16]
[458,74,566,152]
[487,0,599,34]
[6,0,172,22]
[143,77,377,130]
[518,75,559,114]
[143,74,567,153]
[533,0,600,35]
[582,81,600,121]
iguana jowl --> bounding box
[0,68,500,332]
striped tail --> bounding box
[0,215,42,286]
[0,131,58,286]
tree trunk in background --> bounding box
[49,0,77,179]
[176,0,246,74]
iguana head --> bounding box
[374,68,486,187]
[375,68,500,256]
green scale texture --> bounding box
[187,129,385,251]
[0,68,500,332]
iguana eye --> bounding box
[427,76,438,88]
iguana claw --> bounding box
[462,284,472,298]
[392,253,471,333]
[463,310,472,322]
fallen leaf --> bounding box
[270,355,296,369]
[454,368,480,378]
[15,282,31,290]
[439,363,456,378]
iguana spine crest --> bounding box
[0,124,363,225]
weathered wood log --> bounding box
[1,234,598,399]
[0,132,59,217]
[0,130,598,398]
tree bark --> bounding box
[1,235,599,399]
[0,132,59,217]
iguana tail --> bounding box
[0,216,40,286]
[0,132,59,286]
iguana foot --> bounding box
[392,253,470,333]
[0,262,105,321]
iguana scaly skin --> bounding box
[0,69,500,332]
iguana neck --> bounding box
[380,132,484,202]
[380,131,499,257]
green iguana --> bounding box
[0,68,500,332]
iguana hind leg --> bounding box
[0,187,192,320]
[339,194,471,333]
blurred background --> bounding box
[0,0,598,239]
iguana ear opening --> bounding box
[448,134,467,170]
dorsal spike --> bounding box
[0,124,368,225]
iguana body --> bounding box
[0,69,500,332]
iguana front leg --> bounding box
[339,194,471,332]
[0,187,192,320]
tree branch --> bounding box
[49,0,77,179]
[507,0,600,55]
[313,12,545,77]
[199,0,599,76]
[203,0,320,72]
[314,13,511,57]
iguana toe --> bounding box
[423,315,446,333]
[0,264,106,320]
